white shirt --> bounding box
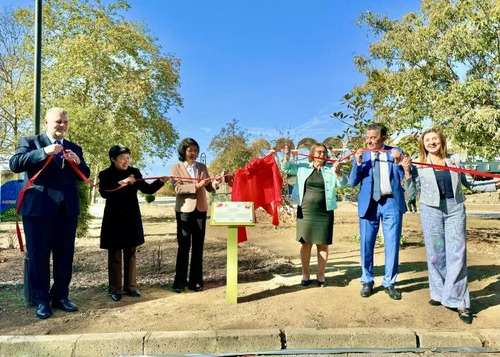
[184,161,197,183]
[371,151,392,196]
[47,133,64,145]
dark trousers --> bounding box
[173,209,207,289]
[22,211,78,304]
[107,247,137,293]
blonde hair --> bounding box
[308,143,329,163]
[418,129,448,162]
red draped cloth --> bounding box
[231,154,283,242]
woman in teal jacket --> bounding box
[281,143,347,287]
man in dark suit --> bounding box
[9,107,91,319]
[349,123,407,300]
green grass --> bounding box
[0,207,18,222]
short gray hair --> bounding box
[45,107,68,119]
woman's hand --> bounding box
[212,175,224,190]
[401,157,411,172]
[283,145,290,162]
[401,158,412,179]
[121,175,135,185]
[354,149,363,165]
[195,178,209,189]
[333,161,342,175]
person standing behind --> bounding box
[9,107,91,319]
[406,164,419,213]
[407,194,417,213]
[402,129,500,324]
[98,145,166,302]
[170,138,219,293]
[281,143,347,287]
[350,123,407,300]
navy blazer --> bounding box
[9,134,91,217]
[349,145,407,218]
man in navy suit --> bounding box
[9,107,91,319]
[350,123,407,300]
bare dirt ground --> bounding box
[0,193,499,337]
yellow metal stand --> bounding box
[226,227,238,304]
[209,201,255,305]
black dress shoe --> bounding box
[125,290,141,297]
[52,298,79,312]
[300,279,312,287]
[172,286,184,293]
[36,303,52,319]
[110,292,122,302]
[188,285,203,292]
[428,299,441,306]
[457,308,473,324]
[360,283,373,297]
[384,286,402,300]
[317,281,326,288]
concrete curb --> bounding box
[1,328,499,356]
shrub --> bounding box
[0,207,18,222]
[145,194,156,203]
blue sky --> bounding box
[2,0,422,176]
[124,0,422,175]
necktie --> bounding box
[55,140,64,168]
[372,152,381,201]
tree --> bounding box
[0,6,32,158]
[335,0,500,159]
[7,0,182,173]
[1,0,183,235]
[208,119,253,175]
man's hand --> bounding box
[62,149,81,165]
[391,149,403,164]
[44,143,63,156]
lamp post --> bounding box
[34,0,42,134]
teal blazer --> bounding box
[281,161,347,211]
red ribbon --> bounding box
[410,160,500,179]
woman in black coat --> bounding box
[99,145,165,302]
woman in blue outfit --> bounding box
[281,143,347,287]
[402,129,500,324]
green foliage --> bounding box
[2,0,182,170]
[336,185,359,200]
[397,134,419,158]
[334,0,500,159]
[208,119,254,175]
[0,6,32,155]
[155,179,175,197]
[0,207,18,222]
[1,0,183,234]
[144,194,155,203]
[77,181,91,237]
